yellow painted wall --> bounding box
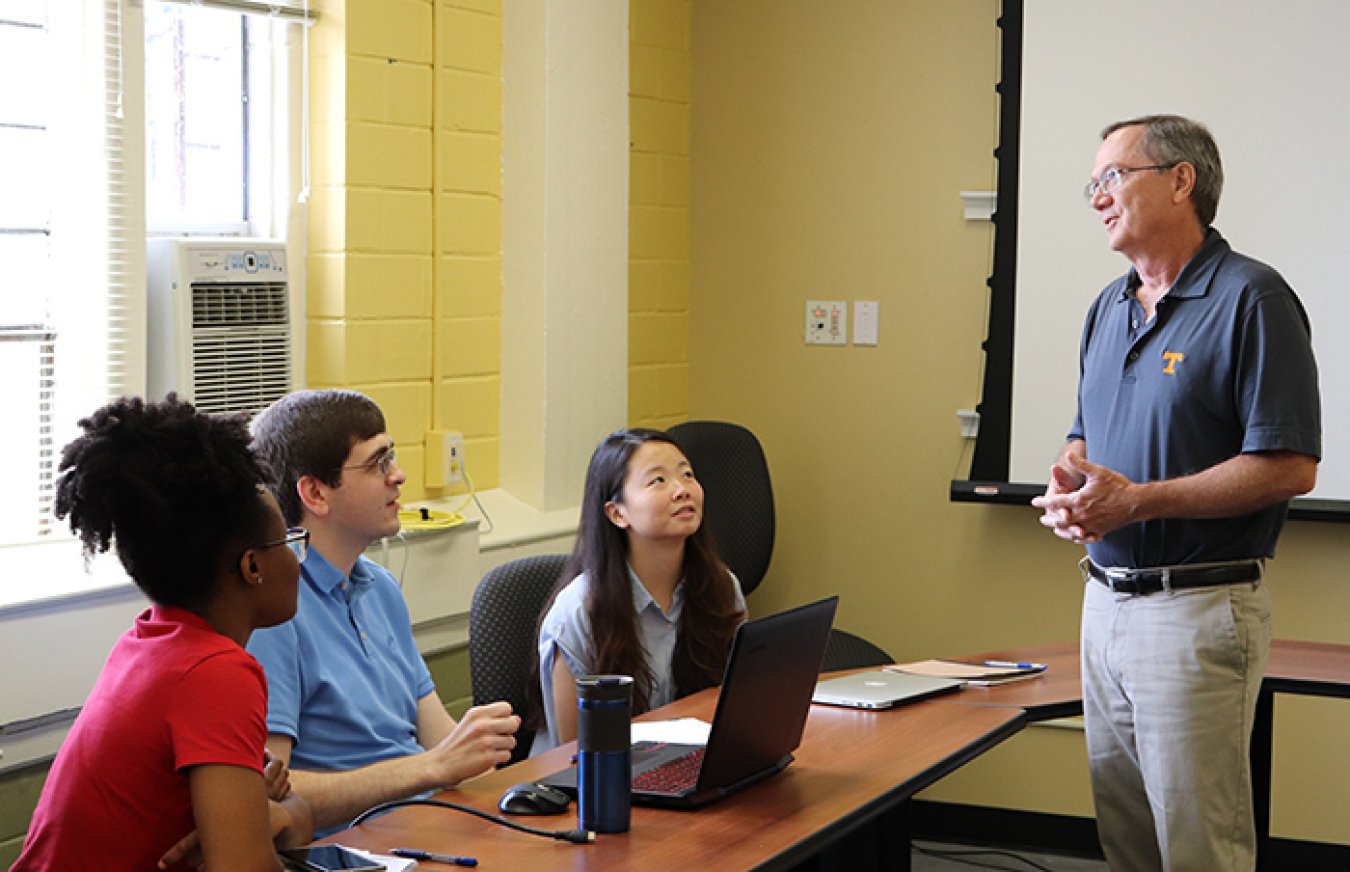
[629,0,692,429]
[308,0,688,497]
[688,0,1350,845]
[309,0,505,499]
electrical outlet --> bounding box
[444,431,465,484]
[424,429,467,487]
[805,300,848,345]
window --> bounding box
[0,0,308,553]
[145,4,249,233]
[145,1,296,236]
[0,0,143,547]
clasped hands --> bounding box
[1031,452,1137,545]
[157,750,305,871]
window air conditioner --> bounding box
[147,238,294,415]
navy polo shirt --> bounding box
[1068,229,1320,569]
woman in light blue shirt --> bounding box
[533,429,747,753]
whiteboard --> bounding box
[1010,0,1348,499]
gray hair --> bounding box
[1102,114,1223,228]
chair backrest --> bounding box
[468,553,569,764]
[667,420,775,597]
[820,629,894,673]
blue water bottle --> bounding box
[576,674,633,834]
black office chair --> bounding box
[820,628,894,673]
[667,421,775,597]
[468,553,569,765]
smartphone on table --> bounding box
[279,845,385,871]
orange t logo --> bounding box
[1163,352,1184,374]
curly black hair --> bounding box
[53,395,273,610]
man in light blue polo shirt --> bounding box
[247,390,519,833]
[1033,116,1319,872]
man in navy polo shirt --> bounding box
[1033,116,1320,871]
[247,390,519,833]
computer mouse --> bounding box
[498,781,573,815]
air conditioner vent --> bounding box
[190,326,292,414]
[192,283,289,328]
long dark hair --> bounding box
[533,428,745,718]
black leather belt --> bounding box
[1082,558,1262,596]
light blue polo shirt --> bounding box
[247,547,435,774]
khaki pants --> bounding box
[1081,578,1271,872]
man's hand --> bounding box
[1032,451,1137,545]
[422,702,520,787]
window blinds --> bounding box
[0,0,145,544]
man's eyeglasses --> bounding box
[344,448,398,478]
[1083,163,1178,202]
[255,527,310,562]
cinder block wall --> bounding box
[307,0,692,498]
[628,0,692,429]
[308,0,505,500]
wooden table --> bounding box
[933,642,1084,720]
[929,638,1350,870]
[319,687,1026,871]
[1264,639,1350,698]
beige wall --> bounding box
[689,0,1350,844]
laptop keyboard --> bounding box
[632,744,706,795]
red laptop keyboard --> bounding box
[631,747,706,794]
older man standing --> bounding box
[1032,115,1320,871]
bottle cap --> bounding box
[577,674,633,703]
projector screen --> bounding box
[1007,0,1349,503]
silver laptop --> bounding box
[812,669,964,710]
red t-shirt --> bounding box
[13,605,267,872]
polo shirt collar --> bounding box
[140,603,214,636]
[302,546,373,598]
[1120,227,1230,304]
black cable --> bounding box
[348,798,594,844]
[912,841,1062,872]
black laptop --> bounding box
[541,595,838,809]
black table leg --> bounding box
[1252,688,1274,871]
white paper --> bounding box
[631,717,711,746]
[340,846,418,871]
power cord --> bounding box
[376,533,412,588]
[348,798,594,844]
[397,507,467,530]
[459,460,494,534]
[397,454,493,535]
[912,840,1071,872]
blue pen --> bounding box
[389,848,479,867]
[984,660,1046,670]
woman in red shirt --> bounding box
[13,395,312,871]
